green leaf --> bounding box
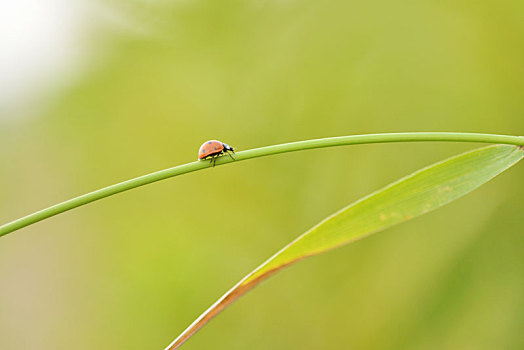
[165,145,524,349]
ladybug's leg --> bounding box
[226,151,235,160]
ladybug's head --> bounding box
[222,143,235,153]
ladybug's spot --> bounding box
[214,146,217,150]
[208,141,212,144]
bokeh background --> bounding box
[1,0,523,349]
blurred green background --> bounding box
[1,0,523,349]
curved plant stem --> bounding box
[1,132,523,238]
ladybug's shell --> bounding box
[199,140,225,159]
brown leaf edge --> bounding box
[164,258,304,349]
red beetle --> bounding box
[198,140,235,167]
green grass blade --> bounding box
[1,132,523,238]
[165,144,524,349]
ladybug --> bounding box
[198,140,235,167]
